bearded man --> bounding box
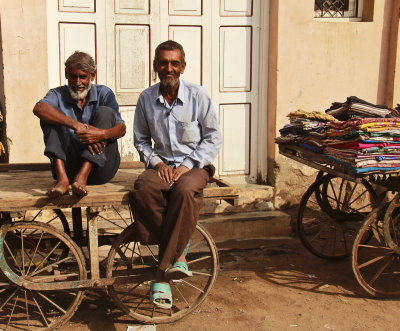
[33,51,126,197]
[130,40,221,309]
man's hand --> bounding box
[173,165,189,182]
[76,124,106,145]
[87,142,106,155]
[155,162,174,185]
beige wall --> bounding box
[270,1,395,205]
[0,0,48,163]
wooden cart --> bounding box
[0,163,239,330]
[279,144,400,299]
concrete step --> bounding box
[199,210,292,246]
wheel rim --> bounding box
[106,223,219,324]
[352,206,400,298]
[297,175,375,260]
[0,221,86,330]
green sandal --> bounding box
[165,261,193,279]
[165,241,193,279]
[150,282,172,309]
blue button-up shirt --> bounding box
[40,84,125,135]
[134,80,222,169]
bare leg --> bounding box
[47,158,69,198]
[71,160,92,196]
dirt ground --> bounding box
[57,235,400,331]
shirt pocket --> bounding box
[177,120,200,144]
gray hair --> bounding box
[65,51,96,76]
[153,40,186,67]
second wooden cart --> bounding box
[279,144,400,298]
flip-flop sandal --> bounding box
[164,261,193,280]
[150,282,172,309]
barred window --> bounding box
[315,0,361,18]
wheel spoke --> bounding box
[179,278,205,294]
[368,255,394,286]
[26,231,45,275]
[358,252,392,269]
[0,288,18,310]
[32,291,50,327]
[187,255,211,265]
[31,240,62,275]
[36,291,67,314]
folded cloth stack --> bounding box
[325,96,393,121]
[275,109,335,152]
[323,117,400,173]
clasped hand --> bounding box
[155,163,189,186]
[75,123,106,155]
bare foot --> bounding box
[47,180,69,198]
[71,181,88,196]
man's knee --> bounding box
[134,170,164,191]
[90,106,116,129]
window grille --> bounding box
[314,0,360,18]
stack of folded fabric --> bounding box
[325,96,393,120]
[323,118,400,173]
[275,109,336,152]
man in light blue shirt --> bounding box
[130,40,221,309]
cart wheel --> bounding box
[297,175,376,260]
[10,209,71,260]
[106,223,219,324]
[321,175,377,222]
[0,221,87,330]
[352,202,400,298]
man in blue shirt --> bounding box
[33,51,126,197]
[130,40,222,309]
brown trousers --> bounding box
[129,167,210,271]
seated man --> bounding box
[33,51,126,197]
[130,40,222,309]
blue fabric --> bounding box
[134,80,222,170]
[40,84,125,136]
[324,155,400,173]
[299,143,324,153]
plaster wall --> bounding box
[271,1,392,206]
[0,0,48,163]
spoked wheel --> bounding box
[297,175,376,260]
[0,221,87,330]
[106,223,219,324]
[352,201,400,298]
[12,209,71,259]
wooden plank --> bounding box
[0,161,144,172]
[0,168,239,212]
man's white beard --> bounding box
[68,82,91,101]
[160,77,179,88]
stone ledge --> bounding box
[199,210,292,243]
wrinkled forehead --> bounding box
[155,49,184,64]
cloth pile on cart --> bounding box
[275,96,400,174]
[324,118,400,173]
[275,109,336,152]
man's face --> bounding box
[154,49,186,88]
[66,67,94,101]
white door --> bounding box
[46,0,267,182]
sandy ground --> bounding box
[57,237,400,331]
